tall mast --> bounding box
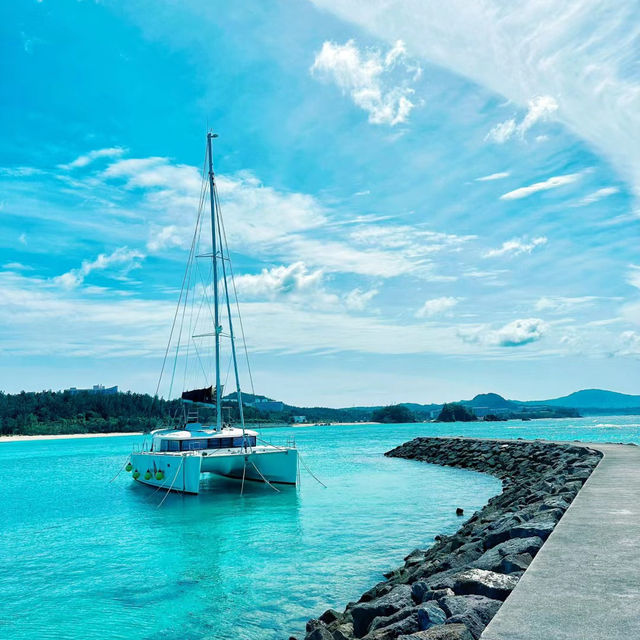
[214,198,246,433]
[207,132,222,429]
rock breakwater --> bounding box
[302,437,602,640]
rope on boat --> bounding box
[250,460,280,493]
[157,456,185,509]
[109,457,131,483]
[298,452,327,488]
[240,458,247,496]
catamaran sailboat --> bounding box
[126,133,298,494]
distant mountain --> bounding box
[527,389,640,411]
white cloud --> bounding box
[147,225,186,252]
[416,296,459,318]
[484,236,547,258]
[344,287,378,311]
[18,233,27,245]
[475,171,510,182]
[574,186,620,206]
[59,147,126,170]
[232,262,325,299]
[487,95,558,143]
[311,39,419,125]
[627,264,640,290]
[460,318,547,347]
[500,173,582,200]
[54,247,145,289]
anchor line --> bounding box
[109,457,131,483]
[240,458,247,496]
[249,460,280,493]
[157,456,185,509]
[298,452,327,488]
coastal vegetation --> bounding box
[436,403,478,422]
[371,404,416,423]
[0,388,592,436]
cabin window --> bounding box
[167,440,180,452]
[248,436,257,447]
[232,437,244,447]
[182,439,208,451]
[159,440,169,452]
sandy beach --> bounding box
[0,432,143,443]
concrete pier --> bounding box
[482,442,640,640]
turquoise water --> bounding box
[1,416,638,640]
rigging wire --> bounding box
[215,183,256,397]
[153,145,208,404]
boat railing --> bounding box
[256,435,296,450]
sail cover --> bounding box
[181,386,218,404]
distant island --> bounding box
[0,387,638,436]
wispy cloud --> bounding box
[486,95,558,143]
[312,1,640,195]
[500,173,582,200]
[475,171,510,182]
[627,264,640,290]
[416,296,459,318]
[617,330,640,357]
[344,287,378,311]
[535,296,600,312]
[54,247,145,289]
[59,147,126,170]
[573,186,620,206]
[484,236,547,258]
[311,39,420,125]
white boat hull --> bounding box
[129,446,298,494]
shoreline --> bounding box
[0,432,143,443]
[302,436,603,640]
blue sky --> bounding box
[1,0,638,406]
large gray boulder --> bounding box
[305,625,334,640]
[332,623,354,640]
[438,595,500,622]
[351,585,413,637]
[499,552,533,574]
[510,519,555,540]
[417,602,447,630]
[368,607,415,633]
[397,623,474,639]
[452,570,518,601]
[472,536,542,571]
[411,582,454,604]
[364,612,420,640]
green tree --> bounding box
[371,404,415,423]
[436,403,478,422]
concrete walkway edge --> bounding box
[481,441,640,639]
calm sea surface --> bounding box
[1,416,638,639]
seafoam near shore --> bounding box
[0,432,143,443]
[302,437,602,640]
